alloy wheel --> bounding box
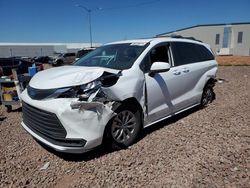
[111,110,137,144]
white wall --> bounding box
[231,25,250,56]
[0,45,54,57]
[0,43,99,58]
[160,24,250,56]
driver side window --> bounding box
[150,46,169,63]
[140,44,170,73]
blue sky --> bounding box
[0,0,249,43]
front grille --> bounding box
[22,102,67,140]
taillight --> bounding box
[37,64,44,71]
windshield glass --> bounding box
[74,43,148,70]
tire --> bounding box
[53,60,63,66]
[104,104,142,149]
[52,62,57,67]
[5,105,12,113]
[200,84,215,107]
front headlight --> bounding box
[84,80,101,92]
[27,85,70,100]
[58,80,101,99]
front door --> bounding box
[143,44,176,124]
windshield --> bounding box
[74,43,148,70]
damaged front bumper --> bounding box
[21,89,116,153]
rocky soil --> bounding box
[216,56,250,66]
[0,66,249,188]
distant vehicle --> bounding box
[52,53,76,66]
[13,56,33,62]
[0,57,43,76]
[75,48,95,61]
[33,56,53,64]
[0,66,3,77]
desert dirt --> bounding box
[216,56,250,66]
[0,65,250,187]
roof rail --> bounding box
[157,34,203,43]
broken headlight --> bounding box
[58,80,101,99]
[27,85,70,100]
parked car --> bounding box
[33,56,53,64]
[52,53,76,66]
[21,37,217,153]
[0,57,43,76]
[0,66,3,77]
[75,48,95,61]
[13,56,33,62]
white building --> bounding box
[157,22,250,56]
[0,43,101,57]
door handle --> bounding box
[173,70,181,75]
[182,68,190,73]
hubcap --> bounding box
[111,110,136,143]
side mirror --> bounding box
[149,62,170,76]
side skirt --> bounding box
[143,103,200,128]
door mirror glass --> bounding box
[149,62,170,75]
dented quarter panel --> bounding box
[101,68,145,102]
[193,61,218,97]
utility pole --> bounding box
[76,5,93,48]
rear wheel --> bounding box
[201,85,215,107]
[105,104,141,149]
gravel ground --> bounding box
[216,56,250,66]
[0,66,249,188]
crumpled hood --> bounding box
[29,66,120,89]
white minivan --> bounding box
[21,37,217,153]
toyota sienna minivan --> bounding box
[21,37,217,153]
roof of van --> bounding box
[106,36,204,46]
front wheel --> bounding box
[105,105,142,149]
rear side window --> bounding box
[196,44,215,61]
[171,42,214,66]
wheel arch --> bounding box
[102,97,144,145]
[204,77,216,89]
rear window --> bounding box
[171,42,214,66]
[64,53,75,57]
